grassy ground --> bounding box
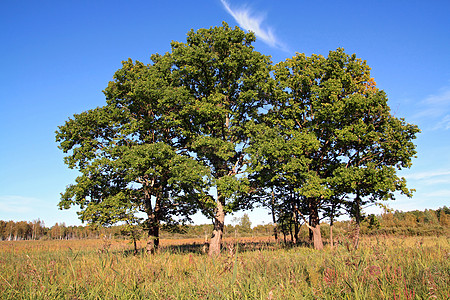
[0,236,448,299]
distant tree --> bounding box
[367,214,381,230]
[439,212,450,227]
[15,221,32,240]
[49,223,61,239]
[238,214,252,233]
[31,219,44,240]
[120,219,144,255]
[403,212,418,228]
[423,209,439,224]
[437,206,450,227]
[0,221,5,240]
[438,206,450,215]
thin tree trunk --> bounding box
[293,208,299,244]
[289,221,294,243]
[353,222,360,250]
[330,223,334,248]
[209,198,225,256]
[202,232,209,254]
[293,193,301,244]
[133,236,138,255]
[353,193,361,250]
[271,189,278,242]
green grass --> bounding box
[0,236,448,299]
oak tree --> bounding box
[56,57,209,253]
[169,23,272,255]
[270,49,419,249]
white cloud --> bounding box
[220,0,287,51]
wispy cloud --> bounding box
[403,170,450,187]
[404,170,450,180]
[414,86,450,130]
[425,189,450,198]
[220,0,287,51]
[0,195,40,214]
[0,195,81,226]
[435,114,450,130]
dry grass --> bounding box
[0,235,449,299]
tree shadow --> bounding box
[161,242,206,254]
[116,239,316,256]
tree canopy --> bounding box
[248,49,419,249]
[56,56,210,253]
[57,23,419,254]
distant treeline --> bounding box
[1,207,449,241]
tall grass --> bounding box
[0,236,448,299]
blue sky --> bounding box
[1,0,449,227]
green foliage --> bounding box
[236,213,252,234]
[248,49,419,245]
[168,22,272,216]
[55,41,210,241]
[367,214,381,230]
[56,23,420,250]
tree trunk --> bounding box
[353,222,360,250]
[330,223,334,248]
[271,189,278,242]
[146,216,160,254]
[293,210,300,244]
[308,200,324,250]
[202,233,209,254]
[145,192,160,254]
[133,235,138,255]
[310,225,323,250]
[353,193,361,250]
[289,222,294,243]
[209,199,225,256]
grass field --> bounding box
[1,235,449,299]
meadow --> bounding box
[1,235,449,299]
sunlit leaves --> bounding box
[255,48,420,235]
[57,23,419,248]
